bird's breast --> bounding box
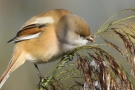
[25,44,63,63]
[24,28,64,63]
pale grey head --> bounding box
[55,14,94,52]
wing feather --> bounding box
[8,24,46,43]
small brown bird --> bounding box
[0,9,94,88]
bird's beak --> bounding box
[86,36,95,42]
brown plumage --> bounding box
[0,9,94,89]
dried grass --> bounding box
[37,8,135,90]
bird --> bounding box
[0,9,94,89]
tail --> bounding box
[0,47,26,89]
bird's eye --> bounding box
[79,34,85,38]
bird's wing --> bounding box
[7,24,47,43]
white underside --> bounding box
[63,38,88,52]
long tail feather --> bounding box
[0,51,25,89]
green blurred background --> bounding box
[0,0,135,90]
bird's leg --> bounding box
[34,64,44,85]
